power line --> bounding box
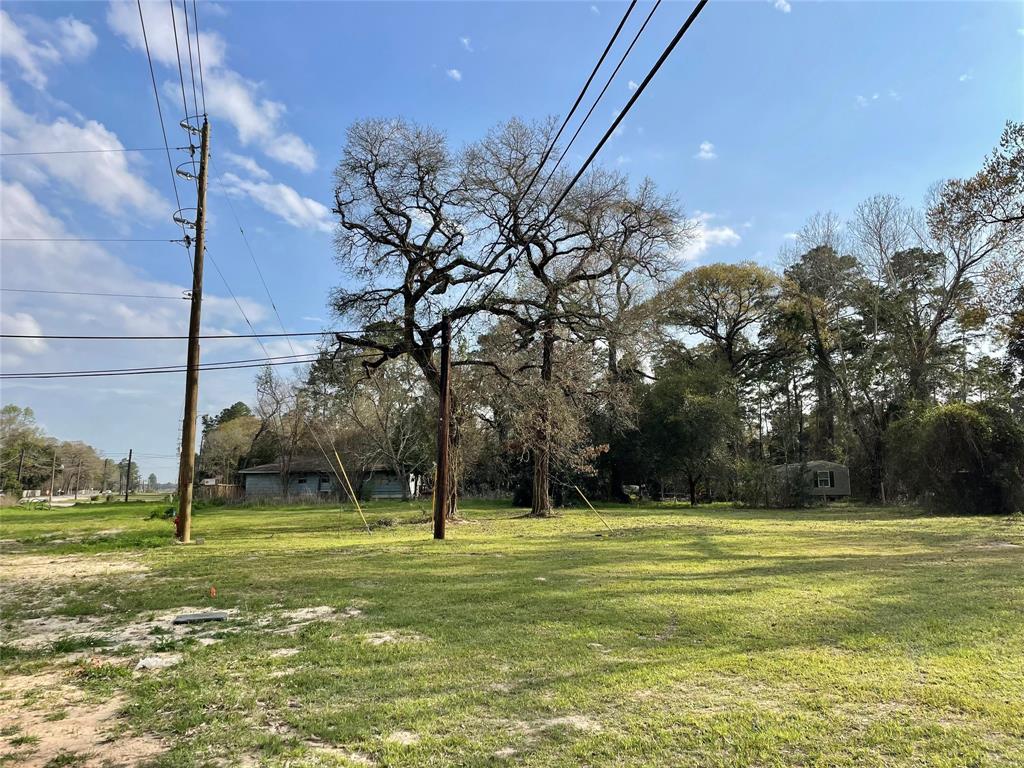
[137,0,192,275]
[0,147,187,157]
[1,238,184,243]
[454,0,710,337]
[1,288,188,300]
[0,355,331,381]
[181,0,201,120]
[448,0,638,321]
[538,0,664,195]
[2,351,322,379]
[191,0,207,115]
[168,0,192,126]
[1,330,354,341]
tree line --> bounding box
[0,405,148,496]
[202,118,1022,514]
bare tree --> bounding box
[463,120,682,515]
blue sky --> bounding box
[1,1,1021,480]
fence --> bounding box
[195,483,243,501]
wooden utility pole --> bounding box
[48,451,57,510]
[124,449,133,503]
[175,118,210,544]
[73,457,83,499]
[432,315,452,540]
[101,458,109,494]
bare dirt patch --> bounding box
[363,631,424,646]
[3,606,241,652]
[0,669,165,767]
[1,553,147,584]
[386,729,420,746]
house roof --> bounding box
[238,458,333,474]
[238,459,404,475]
[773,460,847,471]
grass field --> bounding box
[1,499,1022,767]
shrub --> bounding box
[887,403,1024,515]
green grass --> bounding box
[1,499,1022,767]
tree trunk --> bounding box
[530,444,552,516]
[688,475,698,506]
[529,315,556,517]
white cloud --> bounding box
[773,0,791,13]
[0,311,48,361]
[1018,27,1024,36]
[459,36,473,52]
[0,10,97,89]
[856,95,869,108]
[263,132,316,173]
[959,71,973,82]
[783,232,799,241]
[446,68,462,82]
[590,5,600,15]
[694,141,717,161]
[615,155,631,165]
[627,80,639,92]
[106,1,314,172]
[219,172,333,233]
[676,212,741,262]
[222,152,271,181]
[888,89,900,101]
[0,84,167,217]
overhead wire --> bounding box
[181,0,201,120]
[0,330,354,340]
[1,237,183,243]
[0,147,188,157]
[1,351,326,379]
[136,0,193,272]
[0,354,379,381]
[206,162,370,531]
[453,0,710,338]
[191,0,207,115]
[168,0,192,126]
[447,0,639,320]
[0,288,189,300]
[536,0,664,198]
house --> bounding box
[238,458,416,500]
[773,460,852,500]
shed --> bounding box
[773,460,852,499]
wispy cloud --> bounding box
[222,152,272,181]
[694,141,717,161]
[958,71,973,82]
[627,80,639,92]
[0,10,97,89]
[0,84,166,216]
[615,155,631,165]
[773,0,791,13]
[219,172,333,233]
[446,68,462,82]
[590,5,600,15]
[459,36,473,52]
[107,1,315,172]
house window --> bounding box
[297,477,307,485]
[817,471,832,488]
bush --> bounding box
[887,403,1024,515]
